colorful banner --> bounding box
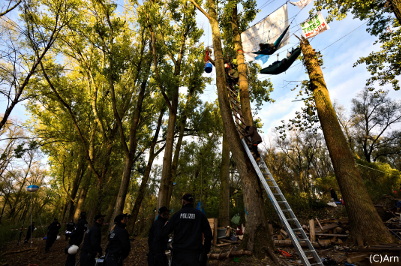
[290,0,313,9]
[241,4,289,62]
[301,12,330,39]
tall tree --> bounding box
[313,0,401,90]
[351,88,401,163]
[191,0,279,261]
[0,0,70,131]
[300,36,394,245]
[218,134,231,227]
[143,0,203,208]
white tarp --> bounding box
[290,0,313,9]
[301,12,330,39]
[241,4,289,62]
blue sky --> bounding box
[199,0,401,146]
[4,0,400,144]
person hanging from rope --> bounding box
[243,126,262,161]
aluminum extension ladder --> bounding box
[226,84,323,266]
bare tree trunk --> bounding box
[300,37,394,245]
[73,172,92,221]
[155,33,185,209]
[64,157,87,222]
[192,0,276,257]
[111,80,146,219]
[389,0,401,25]
[129,109,165,233]
[232,6,253,126]
[158,96,178,209]
[218,135,231,227]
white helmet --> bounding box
[68,245,79,254]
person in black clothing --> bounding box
[244,125,263,161]
[74,212,89,245]
[65,220,75,241]
[45,218,61,252]
[80,214,105,266]
[148,206,170,266]
[162,193,213,266]
[330,188,339,202]
[65,212,88,266]
[104,213,131,266]
[24,222,35,244]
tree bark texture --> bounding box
[155,28,185,209]
[111,80,146,221]
[389,0,401,25]
[205,0,275,257]
[300,37,394,245]
[232,6,253,126]
[219,134,231,227]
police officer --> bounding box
[45,218,61,252]
[148,206,170,266]
[80,214,105,266]
[162,193,213,266]
[65,212,88,266]
[104,213,131,266]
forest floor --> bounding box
[1,234,401,266]
[2,200,401,266]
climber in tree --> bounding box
[244,126,262,161]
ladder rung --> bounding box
[237,138,324,266]
[303,250,315,253]
[297,238,309,241]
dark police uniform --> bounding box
[162,203,212,266]
[148,214,169,266]
[65,213,88,266]
[104,219,131,266]
[80,220,103,266]
[45,219,61,252]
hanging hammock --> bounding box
[252,25,290,56]
[260,47,301,75]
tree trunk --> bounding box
[389,0,401,25]
[218,134,231,227]
[73,171,91,221]
[129,109,165,233]
[204,0,275,257]
[300,37,394,245]
[232,6,253,126]
[158,89,179,209]
[111,80,146,220]
[65,156,87,222]
[152,25,183,209]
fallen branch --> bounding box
[209,249,252,260]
